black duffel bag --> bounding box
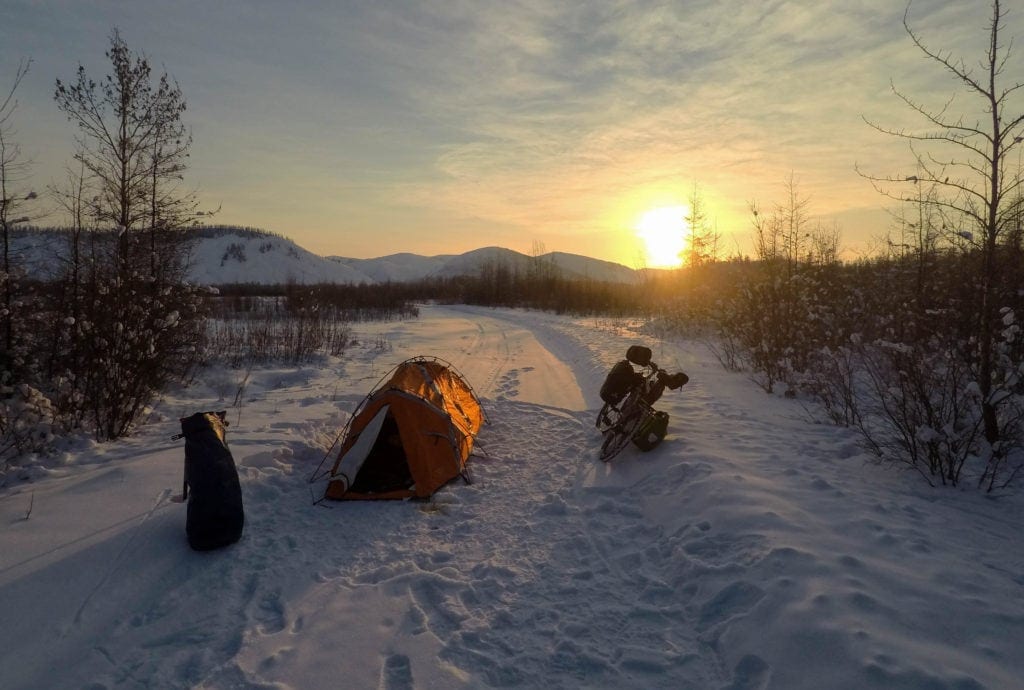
[179,411,244,551]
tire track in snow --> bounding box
[460,317,513,403]
[68,488,173,631]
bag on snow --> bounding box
[632,410,669,451]
[179,411,244,551]
[600,360,640,405]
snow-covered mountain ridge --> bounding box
[11,226,643,285]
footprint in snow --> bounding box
[697,580,766,632]
[379,653,414,690]
[723,653,773,690]
[255,590,287,635]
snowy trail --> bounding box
[2,305,1023,690]
[386,304,589,412]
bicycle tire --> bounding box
[599,405,644,462]
[595,402,618,432]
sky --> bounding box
[3,0,1023,267]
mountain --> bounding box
[9,226,643,285]
[328,252,457,284]
[187,228,371,285]
[544,251,639,283]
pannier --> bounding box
[180,411,245,551]
[600,360,639,405]
[632,409,670,451]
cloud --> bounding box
[3,0,1024,261]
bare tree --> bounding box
[750,200,781,263]
[684,182,720,268]
[0,59,38,365]
[51,30,207,440]
[54,29,194,277]
[809,220,842,266]
[861,0,1024,485]
[779,173,812,272]
[750,174,812,270]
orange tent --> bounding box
[322,357,485,500]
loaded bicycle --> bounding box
[596,345,688,461]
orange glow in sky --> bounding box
[636,206,688,268]
[4,2,1013,265]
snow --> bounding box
[2,305,1023,689]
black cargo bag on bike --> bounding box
[600,360,639,405]
[644,371,689,405]
[662,371,689,390]
[633,410,669,451]
[180,411,244,551]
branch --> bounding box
[904,3,988,98]
[0,58,31,129]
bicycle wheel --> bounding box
[599,404,644,462]
[595,402,619,432]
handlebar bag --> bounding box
[626,345,652,367]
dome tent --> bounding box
[319,357,485,500]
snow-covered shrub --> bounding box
[72,271,208,440]
[695,236,1024,490]
[854,334,983,486]
[0,384,56,474]
[799,343,863,428]
[202,305,353,367]
[978,307,1024,489]
[712,262,839,394]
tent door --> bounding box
[332,404,390,492]
[348,411,414,495]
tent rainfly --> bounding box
[320,357,485,500]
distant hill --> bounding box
[9,226,645,286]
[328,252,457,284]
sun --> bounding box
[636,205,688,268]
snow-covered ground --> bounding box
[1,305,1022,690]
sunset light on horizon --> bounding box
[3,1,1022,267]
[636,205,688,269]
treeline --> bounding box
[210,259,656,319]
[667,220,1024,492]
[204,282,418,366]
[190,224,287,241]
[212,281,420,322]
[420,271,651,316]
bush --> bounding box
[0,384,56,478]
